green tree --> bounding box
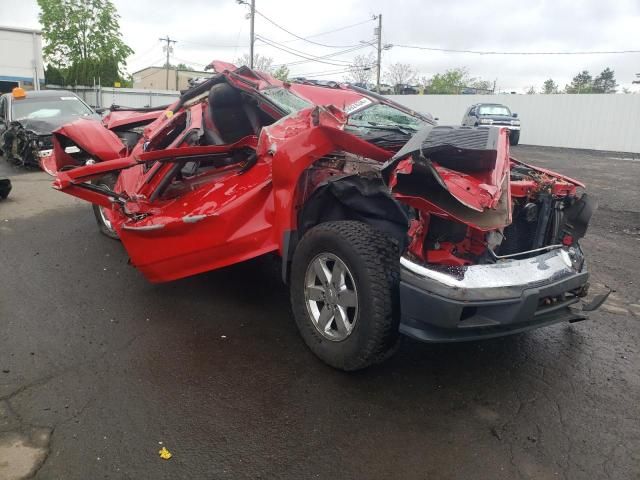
[44,64,65,85]
[120,74,133,88]
[272,65,290,81]
[425,68,470,94]
[593,67,618,93]
[542,79,559,94]
[37,0,133,86]
[565,70,593,93]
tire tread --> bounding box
[291,220,400,371]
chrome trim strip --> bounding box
[122,223,165,231]
[488,244,563,260]
[182,214,207,224]
[400,248,576,292]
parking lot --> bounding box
[0,145,639,479]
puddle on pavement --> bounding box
[0,429,50,480]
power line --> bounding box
[177,39,247,49]
[293,63,376,78]
[257,34,349,62]
[393,44,640,55]
[257,36,351,66]
[254,9,371,48]
[257,35,374,67]
[127,42,162,63]
[300,69,356,78]
[258,34,368,65]
[278,18,375,45]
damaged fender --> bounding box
[262,106,391,254]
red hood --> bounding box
[288,83,366,111]
[102,109,165,130]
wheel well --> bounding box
[280,175,409,283]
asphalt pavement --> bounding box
[0,146,639,480]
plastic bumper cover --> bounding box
[399,248,590,342]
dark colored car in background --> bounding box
[461,103,521,145]
[0,88,99,167]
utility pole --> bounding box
[159,35,177,90]
[249,0,256,69]
[237,0,256,68]
[375,14,382,94]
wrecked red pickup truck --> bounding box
[42,62,608,370]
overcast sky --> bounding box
[2,0,639,92]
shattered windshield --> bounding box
[478,105,511,116]
[12,95,94,121]
[261,87,312,115]
[347,103,427,131]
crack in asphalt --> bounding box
[23,427,54,480]
[0,330,149,404]
[0,331,148,479]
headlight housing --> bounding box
[479,118,493,124]
[511,120,521,125]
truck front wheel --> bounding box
[290,221,400,371]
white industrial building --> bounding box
[0,25,45,93]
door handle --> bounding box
[122,223,165,231]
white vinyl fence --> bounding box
[47,86,639,153]
[48,85,180,109]
[387,94,640,153]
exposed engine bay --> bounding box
[297,125,593,269]
[0,121,44,168]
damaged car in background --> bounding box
[0,88,99,168]
[41,62,609,371]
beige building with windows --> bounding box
[132,66,213,91]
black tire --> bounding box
[509,130,520,146]
[290,221,400,371]
[91,174,120,240]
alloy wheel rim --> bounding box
[97,184,113,232]
[304,253,358,342]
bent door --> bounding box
[117,144,278,283]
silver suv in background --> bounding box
[461,103,521,145]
